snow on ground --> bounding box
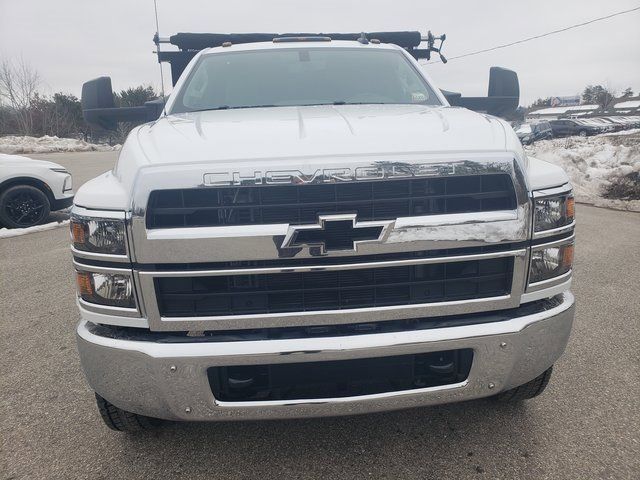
[525,131,640,211]
[0,135,120,154]
[602,128,640,137]
[0,219,69,238]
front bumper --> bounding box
[52,195,74,211]
[77,292,575,421]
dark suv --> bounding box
[514,121,553,144]
[549,119,600,137]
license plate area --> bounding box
[208,349,473,402]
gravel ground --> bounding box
[1,152,639,479]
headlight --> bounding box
[76,270,135,308]
[534,193,574,233]
[70,214,126,255]
[529,242,574,284]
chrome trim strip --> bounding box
[531,184,572,198]
[71,246,130,263]
[527,270,572,293]
[521,277,571,302]
[159,295,512,325]
[78,301,149,328]
[71,205,126,220]
[139,248,527,277]
[533,220,575,240]
[214,381,469,408]
[73,261,133,274]
[77,298,140,318]
[531,234,575,251]
[145,210,521,242]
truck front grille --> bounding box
[146,174,516,229]
[155,257,514,317]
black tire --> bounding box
[95,393,162,432]
[494,366,553,402]
[0,184,51,228]
[578,130,587,137]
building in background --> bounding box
[527,96,640,121]
[550,96,581,107]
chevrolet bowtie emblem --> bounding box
[282,214,394,253]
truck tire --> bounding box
[494,366,553,402]
[95,393,162,432]
[0,184,51,228]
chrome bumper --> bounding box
[76,292,574,421]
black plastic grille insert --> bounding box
[208,349,473,402]
[155,257,514,317]
[146,174,516,229]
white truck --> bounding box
[73,31,575,432]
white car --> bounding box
[0,153,74,228]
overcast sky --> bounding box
[1,0,639,105]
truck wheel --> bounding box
[493,366,553,402]
[0,184,51,228]
[95,393,162,432]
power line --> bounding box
[424,6,640,64]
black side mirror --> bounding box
[486,67,519,116]
[81,76,164,131]
[444,67,520,118]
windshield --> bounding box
[170,47,441,113]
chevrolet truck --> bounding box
[73,31,575,432]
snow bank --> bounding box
[525,132,640,211]
[0,135,120,154]
[602,128,640,137]
[0,219,69,238]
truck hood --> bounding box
[135,104,508,165]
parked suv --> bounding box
[514,121,553,144]
[549,119,600,137]
[73,31,575,432]
[0,153,74,228]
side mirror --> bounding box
[81,76,164,130]
[443,67,520,118]
[486,67,519,116]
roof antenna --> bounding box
[153,0,166,108]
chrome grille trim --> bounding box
[128,152,531,264]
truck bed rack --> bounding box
[155,31,444,85]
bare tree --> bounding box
[0,57,41,135]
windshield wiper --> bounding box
[186,105,279,113]
[332,101,393,105]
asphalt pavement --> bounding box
[1,151,639,479]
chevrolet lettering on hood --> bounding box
[203,162,463,186]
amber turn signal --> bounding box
[76,271,94,296]
[566,196,575,220]
[71,221,86,245]
[561,243,574,269]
